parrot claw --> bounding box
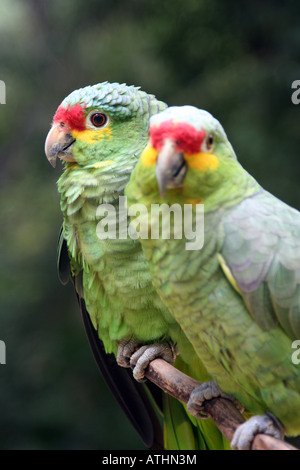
[117,339,139,368]
[130,341,177,383]
[187,380,244,419]
[231,413,284,450]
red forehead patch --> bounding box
[53,103,86,131]
[150,120,206,155]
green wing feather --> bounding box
[57,225,166,449]
[220,190,300,338]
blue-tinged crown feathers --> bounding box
[61,81,165,119]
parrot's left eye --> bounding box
[90,112,108,128]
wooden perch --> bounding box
[144,358,297,451]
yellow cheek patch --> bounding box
[140,144,158,166]
[186,152,219,172]
[71,126,112,144]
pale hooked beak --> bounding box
[156,139,187,197]
[45,122,76,168]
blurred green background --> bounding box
[0,0,300,450]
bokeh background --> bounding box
[0,0,300,449]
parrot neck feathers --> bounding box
[203,170,261,212]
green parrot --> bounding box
[45,82,229,450]
[125,105,300,450]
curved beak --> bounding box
[156,139,187,197]
[45,122,76,168]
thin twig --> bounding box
[144,358,297,450]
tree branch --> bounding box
[144,358,297,450]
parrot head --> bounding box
[134,105,241,204]
[45,81,167,169]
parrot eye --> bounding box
[204,134,214,151]
[206,134,214,150]
[90,112,108,128]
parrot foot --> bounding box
[187,380,244,419]
[231,412,284,450]
[117,339,139,368]
[130,341,177,383]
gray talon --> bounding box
[117,339,139,368]
[130,342,177,382]
[231,413,284,450]
[187,380,244,419]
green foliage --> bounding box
[0,0,299,449]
